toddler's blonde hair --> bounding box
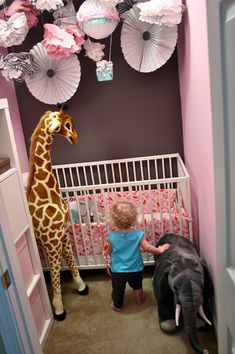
[110,200,137,230]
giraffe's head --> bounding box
[46,108,78,144]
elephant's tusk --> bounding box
[198,305,212,325]
[175,304,181,326]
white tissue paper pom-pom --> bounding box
[100,0,123,6]
[0,12,29,47]
[34,0,64,11]
[137,0,184,27]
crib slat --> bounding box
[69,167,74,187]
[177,182,183,236]
[104,164,108,184]
[76,167,81,186]
[111,163,115,184]
[133,161,137,182]
[126,162,130,182]
[118,163,122,183]
[147,160,150,180]
[97,165,102,185]
[90,166,95,185]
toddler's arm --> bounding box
[140,238,170,255]
[103,239,112,276]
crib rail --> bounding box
[53,153,187,187]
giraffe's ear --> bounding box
[48,119,61,133]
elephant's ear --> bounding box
[153,260,172,300]
[200,258,214,297]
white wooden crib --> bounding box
[38,153,193,270]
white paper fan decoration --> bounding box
[25,42,81,104]
[121,5,178,73]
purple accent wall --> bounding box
[177,1,216,280]
[0,48,28,172]
[13,19,184,166]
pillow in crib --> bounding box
[68,199,100,224]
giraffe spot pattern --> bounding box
[27,111,81,303]
[34,183,48,200]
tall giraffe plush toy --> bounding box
[27,106,89,321]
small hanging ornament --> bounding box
[96,59,113,81]
[95,33,113,82]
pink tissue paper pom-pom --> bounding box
[4,0,39,28]
[43,44,78,59]
[0,9,6,20]
[65,25,85,50]
[43,23,80,59]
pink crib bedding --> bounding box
[69,189,189,255]
[38,189,191,263]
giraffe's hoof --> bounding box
[54,310,66,321]
[78,284,89,296]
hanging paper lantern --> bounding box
[76,0,120,40]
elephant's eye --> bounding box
[65,122,71,130]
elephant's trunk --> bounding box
[176,304,211,353]
[182,304,208,353]
[188,333,209,354]
[179,281,208,354]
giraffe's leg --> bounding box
[47,247,66,321]
[62,233,89,295]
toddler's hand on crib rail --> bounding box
[158,243,171,254]
[106,266,112,277]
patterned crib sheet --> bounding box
[37,189,191,262]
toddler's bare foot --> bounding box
[110,303,122,312]
[134,289,146,305]
[136,294,146,305]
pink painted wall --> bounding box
[0,48,28,172]
[177,1,216,279]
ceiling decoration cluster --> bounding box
[0,0,185,104]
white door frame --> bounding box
[206,0,235,353]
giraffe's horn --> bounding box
[49,119,61,133]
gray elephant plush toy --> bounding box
[153,233,214,354]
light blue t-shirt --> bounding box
[108,229,144,273]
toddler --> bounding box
[105,200,170,311]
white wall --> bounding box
[177,1,217,285]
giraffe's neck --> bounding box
[29,127,62,204]
[34,130,54,177]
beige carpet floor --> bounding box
[43,268,218,354]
